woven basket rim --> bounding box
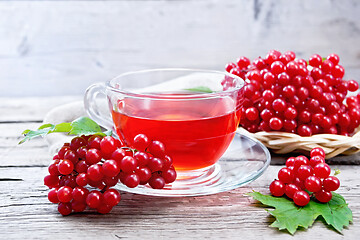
[237,127,360,159]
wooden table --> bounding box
[1,96,359,239]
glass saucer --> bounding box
[116,133,271,197]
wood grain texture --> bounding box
[0,96,359,239]
[0,0,359,97]
[0,165,358,239]
[0,96,81,122]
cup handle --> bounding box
[84,82,114,130]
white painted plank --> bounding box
[0,96,81,122]
[0,0,359,97]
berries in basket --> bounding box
[224,50,360,157]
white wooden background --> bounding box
[0,0,359,97]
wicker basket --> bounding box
[237,127,360,159]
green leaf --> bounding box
[248,191,352,235]
[270,203,316,234]
[19,117,108,144]
[19,125,55,144]
[309,193,353,233]
[69,117,102,135]
[22,129,31,135]
[184,86,213,93]
[38,123,55,130]
[53,122,72,132]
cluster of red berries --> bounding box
[224,50,360,136]
[43,134,176,215]
[269,147,340,206]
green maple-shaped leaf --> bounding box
[248,191,352,235]
[309,193,353,233]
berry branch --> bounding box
[249,146,352,234]
[21,118,177,215]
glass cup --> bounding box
[84,69,244,188]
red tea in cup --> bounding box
[85,69,244,176]
[112,93,241,171]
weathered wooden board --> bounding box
[0,96,81,122]
[0,0,359,97]
[0,165,358,239]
